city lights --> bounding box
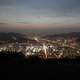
[0,36,80,59]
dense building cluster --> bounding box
[0,37,80,59]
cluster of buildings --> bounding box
[0,37,80,59]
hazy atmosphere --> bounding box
[0,0,80,35]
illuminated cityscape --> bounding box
[0,33,80,59]
[0,0,80,60]
[0,0,80,78]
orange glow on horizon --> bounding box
[14,23,50,29]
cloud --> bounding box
[0,0,80,17]
[56,0,80,17]
[0,22,9,26]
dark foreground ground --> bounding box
[0,53,80,79]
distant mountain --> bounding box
[0,32,80,43]
[0,32,40,43]
[0,32,28,42]
[43,32,80,39]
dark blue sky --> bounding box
[0,0,80,35]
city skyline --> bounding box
[0,0,80,35]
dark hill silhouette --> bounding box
[0,51,80,79]
[43,32,80,39]
[0,51,25,61]
[0,32,28,42]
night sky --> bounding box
[0,0,80,35]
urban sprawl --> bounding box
[0,37,80,59]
